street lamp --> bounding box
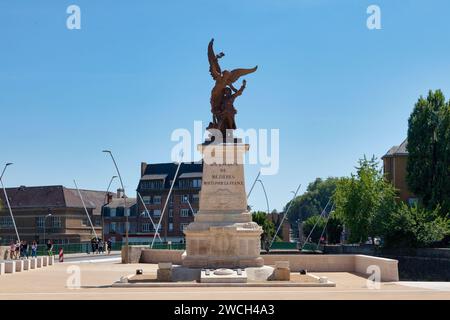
[102,150,129,261]
[43,213,52,244]
[0,163,20,243]
[183,195,196,216]
[102,175,118,240]
[256,179,270,216]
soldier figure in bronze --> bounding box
[207,39,257,139]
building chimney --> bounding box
[107,192,113,203]
[117,188,124,199]
[141,162,147,177]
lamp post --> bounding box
[102,175,117,240]
[0,163,20,243]
[43,213,52,244]
[102,150,129,261]
[183,195,196,216]
[256,179,270,216]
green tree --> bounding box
[302,214,326,243]
[286,177,339,234]
[333,156,397,244]
[252,211,276,243]
[407,90,450,214]
[381,203,449,248]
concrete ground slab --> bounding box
[0,262,449,300]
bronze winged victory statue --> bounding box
[207,38,257,140]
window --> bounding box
[51,216,62,228]
[110,222,116,233]
[169,223,174,231]
[180,209,190,217]
[180,223,189,231]
[169,195,173,204]
[142,196,151,204]
[181,194,189,203]
[169,209,173,217]
[192,194,199,203]
[193,179,202,188]
[142,223,152,232]
[153,195,162,204]
[36,217,45,229]
[153,210,161,217]
[141,180,163,190]
[110,208,116,217]
[1,217,14,228]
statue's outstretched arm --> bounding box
[233,80,246,98]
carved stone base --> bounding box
[182,142,263,269]
[183,223,263,268]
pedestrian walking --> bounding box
[22,241,29,259]
[98,239,104,254]
[14,240,20,259]
[47,240,53,256]
[91,237,97,254]
[107,239,112,255]
[9,241,15,259]
[31,241,37,258]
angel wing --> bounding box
[227,66,258,84]
[208,38,222,80]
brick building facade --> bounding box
[0,185,106,244]
[382,139,418,205]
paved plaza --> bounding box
[1,259,449,300]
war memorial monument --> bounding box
[116,40,398,286]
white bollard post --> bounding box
[36,257,43,268]
[30,258,37,269]
[0,262,5,275]
[15,260,24,272]
[48,255,55,266]
[5,261,16,274]
[23,259,31,271]
[42,256,48,267]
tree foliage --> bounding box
[380,203,449,248]
[286,177,339,228]
[302,214,326,243]
[252,211,276,242]
[407,90,450,214]
[333,156,397,243]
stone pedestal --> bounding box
[157,263,173,282]
[273,261,290,281]
[182,142,263,269]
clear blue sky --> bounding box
[1,0,450,212]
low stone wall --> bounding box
[121,246,148,264]
[354,255,399,282]
[264,254,398,282]
[263,254,355,273]
[141,249,184,264]
[137,249,398,282]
